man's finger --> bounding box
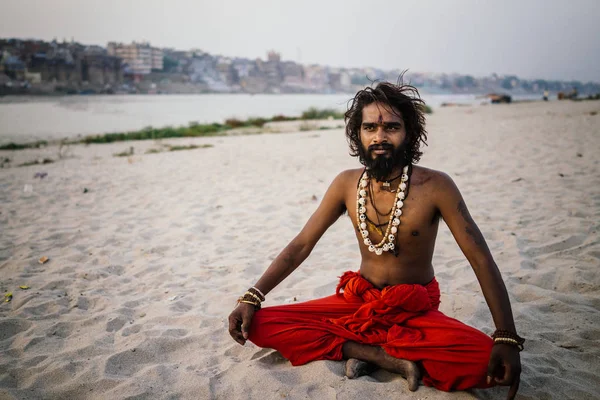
[228,314,239,335]
[495,362,512,385]
[241,314,251,340]
[507,375,520,400]
[230,328,246,345]
[486,354,499,384]
[228,314,246,345]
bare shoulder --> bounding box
[411,166,463,213]
[410,165,455,189]
[332,168,365,189]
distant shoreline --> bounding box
[0,90,554,105]
[0,92,356,104]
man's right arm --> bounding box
[228,170,351,344]
[252,170,350,295]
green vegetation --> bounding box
[85,122,229,144]
[167,144,213,151]
[224,118,267,128]
[0,141,48,150]
[419,104,433,114]
[300,107,345,120]
[3,107,347,150]
[271,114,297,122]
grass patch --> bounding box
[419,104,433,114]
[0,141,48,150]
[167,144,213,151]
[225,118,268,128]
[301,107,345,120]
[5,107,346,150]
[271,114,297,122]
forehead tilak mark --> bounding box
[377,114,383,124]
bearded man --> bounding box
[228,80,523,399]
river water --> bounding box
[0,93,542,144]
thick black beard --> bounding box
[360,142,409,182]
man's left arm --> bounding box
[433,172,521,399]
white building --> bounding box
[107,42,163,74]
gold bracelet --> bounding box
[238,299,261,310]
[245,291,263,303]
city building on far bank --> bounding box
[107,41,163,81]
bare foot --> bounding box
[342,342,421,391]
[375,347,420,391]
[345,358,377,379]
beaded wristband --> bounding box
[250,286,266,300]
[492,329,525,351]
[245,291,263,303]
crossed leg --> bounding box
[249,297,492,392]
[342,342,420,391]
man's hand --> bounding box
[487,344,522,400]
[228,303,256,345]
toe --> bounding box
[408,376,419,392]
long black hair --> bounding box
[345,76,428,166]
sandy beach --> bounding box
[1,100,599,399]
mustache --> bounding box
[368,143,394,152]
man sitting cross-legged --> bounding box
[228,80,523,399]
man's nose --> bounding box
[373,126,387,142]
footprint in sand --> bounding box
[46,321,74,338]
[106,316,128,332]
[0,319,32,341]
[121,324,142,337]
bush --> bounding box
[271,114,297,122]
[301,107,344,120]
[224,118,247,128]
[419,104,433,114]
[247,117,267,127]
[0,140,48,150]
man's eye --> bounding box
[364,126,375,131]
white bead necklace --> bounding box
[356,165,409,255]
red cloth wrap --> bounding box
[249,271,493,391]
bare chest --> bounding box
[345,179,440,248]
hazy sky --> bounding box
[2,0,599,82]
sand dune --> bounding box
[1,100,599,399]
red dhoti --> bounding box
[249,271,493,391]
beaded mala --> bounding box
[356,165,410,255]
